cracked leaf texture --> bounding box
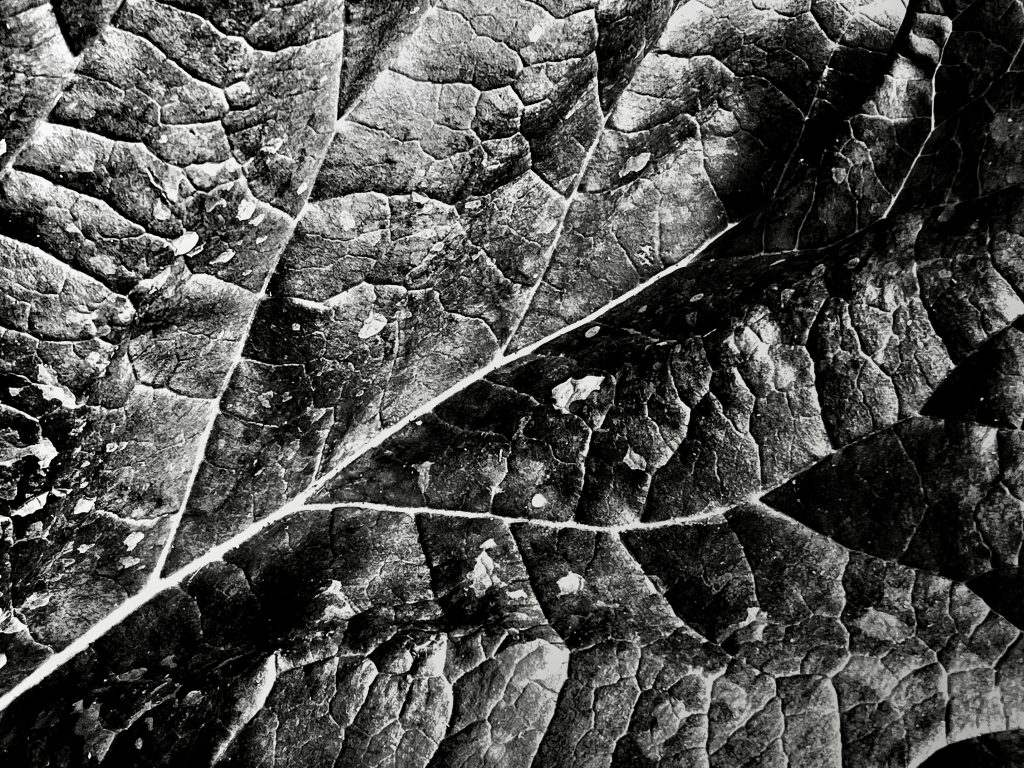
[1,0,1024,764]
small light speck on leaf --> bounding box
[551,375,605,412]
[261,137,284,154]
[153,199,171,221]
[358,312,388,339]
[469,551,499,596]
[172,231,199,256]
[416,461,432,494]
[531,492,547,508]
[22,592,50,610]
[338,210,356,230]
[620,152,651,176]
[73,498,95,516]
[12,493,47,517]
[623,446,647,471]
[585,325,600,338]
[37,364,78,408]
[236,199,257,221]
[556,572,585,596]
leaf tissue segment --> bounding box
[1,0,1024,765]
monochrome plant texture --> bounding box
[1,0,1024,764]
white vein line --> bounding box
[331,1,436,133]
[0,76,74,178]
[500,84,606,351]
[1,457,833,715]
[766,0,865,204]
[301,218,742,502]
[0,503,298,713]
[309,415,929,542]
[149,0,438,583]
[299,501,730,532]
[500,1,686,353]
[881,19,950,219]
[147,24,349,585]
[146,222,300,585]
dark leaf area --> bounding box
[2,0,1024,765]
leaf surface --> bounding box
[2,0,1024,764]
